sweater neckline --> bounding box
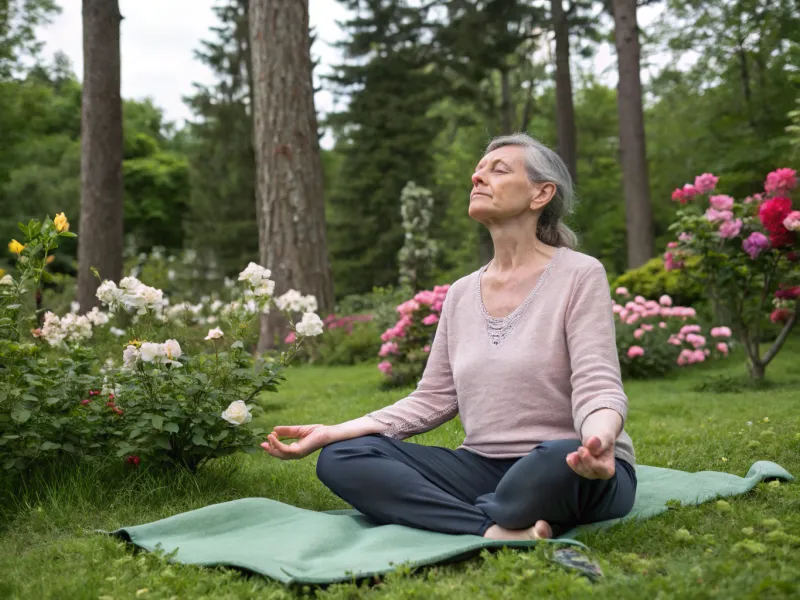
[476,247,565,347]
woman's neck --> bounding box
[486,219,556,273]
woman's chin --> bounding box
[468,202,493,222]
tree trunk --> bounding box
[249,0,334,351]
[77,0,124,311]
[612,0,654,269]
[551,0,577,183]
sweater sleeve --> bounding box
[366,296,459,439]
[565,261,629,438]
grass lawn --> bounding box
[1,341,799,599]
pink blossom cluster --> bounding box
[377,284,451,378]
[614,289,730,367]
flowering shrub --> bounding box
[666,169,799,379]
[397,181,438,290]
[376,285,450,387]
[1,215,323,473]
[613,289,729,379]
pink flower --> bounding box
[783,211,800,232]
[619,309,629,320]
[378,341,399,357]
[710,327,732,338]
[664,251,684,271]
[686,333,706,348]
[397,300,420,317]
[709,195,734,210]
[718,218,743,239]
[678,232,693,243]
[742,232,770,259]
[641,324,654,332]
[694,173,719,194]
[612,304,624,314]
[692,349,706,363]
[423,345,431,353]
[659,295,672,307]
[717,342,729,355]
[627,346,645,358]
[626,314,640,325]
[431,300,444,312]
[765,168,797,194]
[284,331,297,344]
[775,285,800,300]
[80,399,91,406]
[422,314,439,326]
[682,183,699,198]
[377,361,393,375]
[770,309,792,324]
[667,241,679,249]
[659,321,667,329]
[615,287,629,296]
[645,300,660,310]
[680,324,701,335]
[672,188,687,203]
[634,329,645,339]
[705,208,733,222]
[668,335,682,346]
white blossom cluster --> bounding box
[398,181,438,288]
[238,262,276,298]
[40,311,93,346]
[97,276,167,316]
[123,339,182,369]
[275,289,318,313]
[296,312,324,337]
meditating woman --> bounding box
[261,133,637,540]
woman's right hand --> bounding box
[260,424,331,460]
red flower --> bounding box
[113,407,124,416]
[775,285,800,300]
[126,455,140,466]
[80,399,90,406]
[106,401,115,407]
[770,309,793,324]
[758,197,796,248]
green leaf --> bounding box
[90,267,101,281]
[212,429,230,442]
[151,415,164,430]
[46,397,60,405]
[192,434,209,446]
[231,340,244,349]
[154,435,171,450]
[59,231,77,238]
[40,441,61,451]
[11,407,31,423]
[163,422,179,434]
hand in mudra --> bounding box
[566,434,616,480]
[261,424,329,460]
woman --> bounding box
[261,133,637,541]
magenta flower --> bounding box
[378,341,399,357]
[718,218,743,239]
[422,314,439,326]
[717,342,729,355]
[742,232,770,259]
[377,361,393,375]
[423,345,431,353]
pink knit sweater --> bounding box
[367,247,636,467]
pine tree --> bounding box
[183,0,258,276]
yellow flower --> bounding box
[8,239,25,255]
[46,255,55,264]
[54,212,70,232]
[126,339,142,349]
[0,269,5,277]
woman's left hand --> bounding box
[566,434,616,480]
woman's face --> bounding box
[468,146,553,224]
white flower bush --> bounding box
[398,181,439,289]
[40,311,93,346]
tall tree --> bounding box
[550,0,577,183]
[612,0,654,268]
[184,0,258,276]
[249,0,333,349]
[77,0,124,310]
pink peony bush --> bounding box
[377,284,450,387]
[666,168,799,379]
[614,289,729,379]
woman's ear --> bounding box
[530,182,556,211]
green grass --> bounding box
[2,343,800,599]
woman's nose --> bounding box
[471,170,485,186]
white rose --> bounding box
[163,339,182,360]
[303,295,318,313]
[139,342,165,363]
[123,345,140,369]
[221,400,252,426]
[296,312,324,337]
[205,327,224,340]
[110,327,125,337]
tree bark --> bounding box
[612,0,654,269]
[249,0,334,351]
[551,0,577,183]
[77,0,124,311]
[499,66,512,134]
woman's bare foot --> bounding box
[483,520,553,541]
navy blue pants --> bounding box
[316,435,637,537]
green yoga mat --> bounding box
[108,460,792,585]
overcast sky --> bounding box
[38,1,667,148]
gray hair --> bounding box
[485,133,578,249]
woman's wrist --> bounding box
[580,408,623,445]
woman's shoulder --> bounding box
[557,247,609,280]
